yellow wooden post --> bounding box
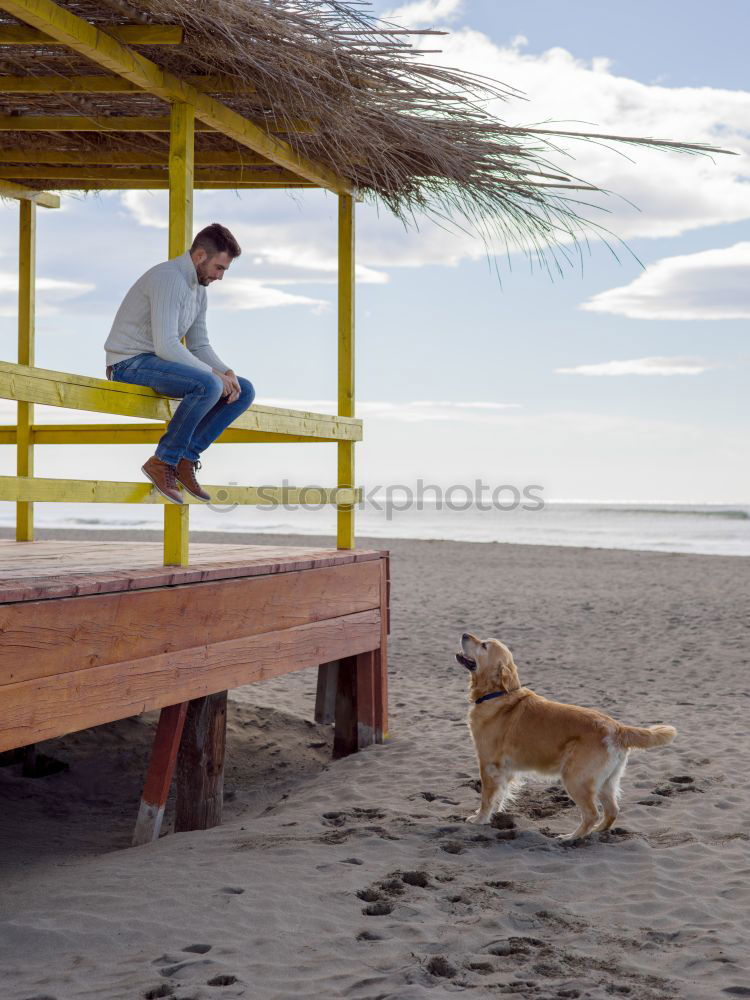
[163,101,194,566]
[337,193,355,549]
[16,198,35,541]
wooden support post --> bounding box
[333,655,358,758]
[164,100,194,567]
[174,691,227,832]
[132,701,188,846]
[375,554,390,743]
[337,192,355,550]
[16,198,35,541]
[333,649,382,757]
[315,660,339,724]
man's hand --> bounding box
[214,368,241,403]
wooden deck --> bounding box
[0,540,389,841]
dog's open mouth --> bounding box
[456,652,476,671]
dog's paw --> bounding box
[465,812,488,825]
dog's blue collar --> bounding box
[474,690,509,705]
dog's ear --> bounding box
[500,658,521,692]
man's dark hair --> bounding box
[190,223,241,260]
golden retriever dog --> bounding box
[456,632,677,841]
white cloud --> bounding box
[556,356,718,376]
[211,277,328,312]
[261,397,520,421]
[381,8,750,244]
[582,242,750,319]
[0,271,95,317]
[381,0,464,26]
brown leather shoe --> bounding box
[176,457,211,502]
[141,455,184,505]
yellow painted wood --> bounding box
[0,74,256,94]
[15,199,35,541]
[0,115,312,133]
[165,101,195,564]
[0,179,59,207]
[337,193,356,550]
[0,476,362,506]
[0,362,363,440]
[0,149,272,166]
[19,180,314,191]
[5,166,313,184]
[168,103,194,259]
[0,24,183,44]
[0,115,219,132]
[0,0,349,192]
[0,424,342,445]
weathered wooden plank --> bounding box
[333,655,358,758]
[0,360,362,440]
[314,660,339,724]
[375,555,390,743]
[0,179,59,207]
[355,649,377,748]
[0,608,381,752]
[132,701,188,846]
[0,23,184,44]
[175,692,227,833]
[0,540,387,604]
[0,560,382,685]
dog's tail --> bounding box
[618,724,677,749]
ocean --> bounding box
[1,499,748,557]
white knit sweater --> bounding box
[104,250,230,374]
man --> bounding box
[104,223,255,505]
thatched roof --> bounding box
[0,0,732,264]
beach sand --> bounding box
[1,527,748,1000]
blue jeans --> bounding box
[109,352,255,466]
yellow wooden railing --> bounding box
[0,0,363,566]
[0,123,359,563]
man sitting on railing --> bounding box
[104,223,255,505]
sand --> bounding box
[1,527,749,1000]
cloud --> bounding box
[0,271,95,317]
[381,6,750,244]
[381,0,464,25]
[262,397,520,421]
[581,242,750,319]
[556,356,718,376]
[211,278,328,312]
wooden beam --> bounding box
[0,73,256,94]
[15,198,34,541]
[0,23,183,44]
[0,560,383,685]
[0,608,381,752]
[3,165,315,183]
[164,101,194,566]
[0,361,363,440]
[0,148,273,166]
[0,0,349,191]
[337,193,356,550]
[132,701,187,846]
[0,475,361,507]
[0,423,339,444]
[175,692,227,833]
[0,115,312,133]
[0,178,59,206]
[2,179,315,190]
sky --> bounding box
[0,0,748,512]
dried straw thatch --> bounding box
[0,0,733,267]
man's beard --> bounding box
[195,261,212,285]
